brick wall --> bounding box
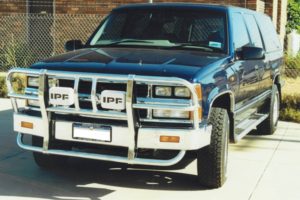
[54,0,259,14]
[0,0,26,13]
[0,0,288,46]
[55,0,147,15]
[277,0,288,46]
[0,0,270,14]
[0,0,277,14]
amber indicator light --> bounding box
[21,121,33,129]
[160,136,180,143]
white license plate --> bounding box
[73,123,111,142]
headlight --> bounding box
[27,77,39,87]
[174,87,191,97]
[27,77,57,88]
[153,109,190,119]
[155,86,172,97]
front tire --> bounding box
[197,107,229,188]
[32,136,70,169]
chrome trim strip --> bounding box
[137,97,192,106]
[273,72,280,84]
[235,90,271,116]
[47,107,127,120]
[208,90,235,119]
[234,114,269,142]
[8,94,39,101]
[73,77,80,111]
[140,118,192,124]
[133,103,195,111]
[25,87,38,96]
[17,133,186,166]
[126,75,136,160]
[91,78,98,112]
[38,70,49,151]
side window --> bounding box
[255,15,281,52]
[244,14,263,48]
[232,13,250,50]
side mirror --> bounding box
[241,46,265,60]
[64,40,83,52]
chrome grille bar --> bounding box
[91,78,98,112]
[126,75,136,160]
[38,70,50,151]
[73,77,80,111]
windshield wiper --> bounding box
[95,39,155,47]
[168,42,224,53]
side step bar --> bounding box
[17,133,186,167]
[234,113,269,142]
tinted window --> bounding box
[232,13,250,50]
[90,9,228,53]
[255,15,281,52]
[244,14,263,48]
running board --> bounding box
[234,113,269,142]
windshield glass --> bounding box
[89,9,228,53]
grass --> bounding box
[282,77,300,95]
[279,94,300,123]
[279,76,300,123]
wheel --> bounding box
[32,136,70,169]
[257,85,280,135]
[197,107,229,188]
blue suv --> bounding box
[7,3,283,188]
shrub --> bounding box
[284,53,300,78]
[287,0,300,34]
[0,35,31,71]
[0,74,26,98]
[279,94,300,123]
[0,77,7,98]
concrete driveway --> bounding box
[0,98,300,200]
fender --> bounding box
[207,89,235,119]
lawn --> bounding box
[0,72,6,78]
[282,77,300,95]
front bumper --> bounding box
[14,113,211,166]
[14,113,211,151]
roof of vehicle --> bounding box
[113,3,259,14]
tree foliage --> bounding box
[287,0,300,34]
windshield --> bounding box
[89,9,228,53]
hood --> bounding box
[32,47,227,81]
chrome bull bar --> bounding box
[7,68,202,166]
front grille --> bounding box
[58,79,149,118]
[11,69,196,127]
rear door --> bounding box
[231,12,260,108]
[243,13,266,95]
[255,14,283,93]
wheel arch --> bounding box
[273,73,282,105]
[208,91,235,142]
